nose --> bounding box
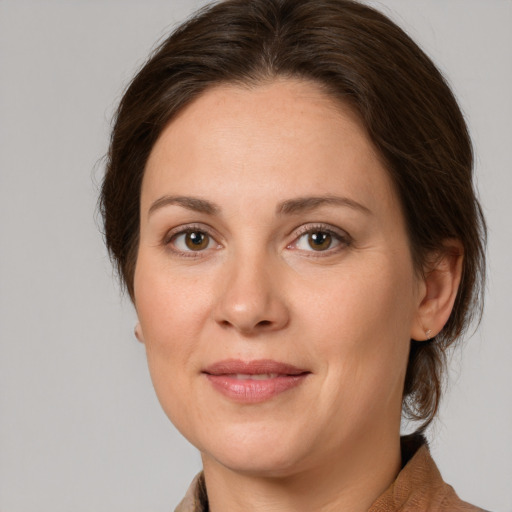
[213,253,290,335]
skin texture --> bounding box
[134,79,462,512]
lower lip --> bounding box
[205,374,308,403]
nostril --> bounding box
[214,294,290,333]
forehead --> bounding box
[141,78,396,216]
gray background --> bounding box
[0,0,511,511]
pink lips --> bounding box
[203,359,310,403]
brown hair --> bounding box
[100,0,486,431]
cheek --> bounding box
[135,255,212,339]
[134,260,213,403]
[301,256,415,405]
[302,255,415,343]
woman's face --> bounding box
[134,79,425,476]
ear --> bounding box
[134,322,146,344]
[411,240,464,341]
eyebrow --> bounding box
[147,194,371,217]
[148,195,220,216]
[276,195,372,216]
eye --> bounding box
[302,231,334,251]
[290,225,350,253]
[168,229,217,253]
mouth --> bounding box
[202,359,310,403]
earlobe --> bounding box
[134,322,145,343]
[411,240,463,341]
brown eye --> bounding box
[307,231,332,251]
[184,231,210,250]
[170,230,214,252]
[291,226,348,254]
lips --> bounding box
[203,359,310,403]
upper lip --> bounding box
[203,359,309,376]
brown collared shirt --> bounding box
[174,436,487,512]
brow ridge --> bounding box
[148,194,370,217]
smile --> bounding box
[203,359,310,403]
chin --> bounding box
[207,450,302,478]
[198,425,310,478]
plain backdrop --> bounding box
[1,1,511,511]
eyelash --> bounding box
[163,223,352,257]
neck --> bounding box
[202,429,402,512]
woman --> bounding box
[100,0,487,510]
